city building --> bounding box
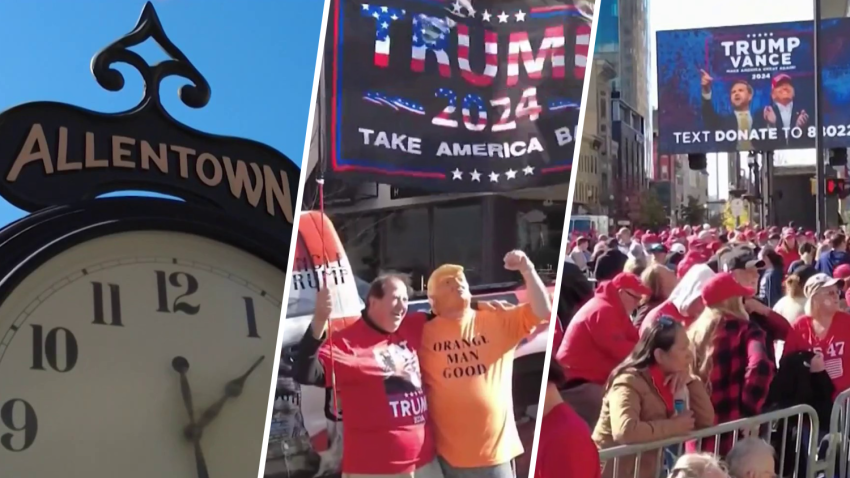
[824,0,850,17]
[595,0,652,225]
[611,93,648,225]
[596,0,650,120]
[575,59,617,216]
[650,109,709,225]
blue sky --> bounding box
[0,0,324,222]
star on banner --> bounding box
[365,4,405,41]
[447,167,536,183]
[481,9,492,22]
[497,11,509,23]
[514,10,526,21]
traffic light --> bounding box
[810,177,850,197]
[688,153,706,170]
[829,148,848,167]
[826,178,849,198]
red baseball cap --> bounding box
[688,237,707,250]
[708,240,723,254]
[835,264,850,280]
[677,251,708,279]
[642,233,660,245]
[772,73,792,89]
[610,272,652,296]
[701,272,755,306]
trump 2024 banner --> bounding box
[323,0,591,191]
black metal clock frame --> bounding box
[0,197,289,307]
[0,2,298,297]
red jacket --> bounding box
[557,281,639,385]
[776,243,800,272]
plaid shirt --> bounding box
[706,316,775,454]
[710,317,775,418]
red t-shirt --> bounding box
[318,313,434,474]
[784,312,850,398]
[535,403,601,478]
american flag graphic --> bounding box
[826,358,844,380]
[548,98,581,112]
[432,87,458,128]
[411,13,452,77]
[363,91,426,115]
[457,24,498,87]
[517,87,542,121]
[362,4,406,68]
[461,94,487,131]
[506,26,566,87]
[575,23,591,79]
[363,91,399,110]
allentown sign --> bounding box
[0,2,298,239]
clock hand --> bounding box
[172,356,210,478]
[192,440,210,478]
[193,356,266,432]
[171,356,197,427]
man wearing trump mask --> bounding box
[419,250,552,478]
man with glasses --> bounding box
[556,272,652,426]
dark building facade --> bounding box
[300,174,565,291]
[611,91,648,224]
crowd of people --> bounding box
[541,224,850,478]
[293,250,551,478]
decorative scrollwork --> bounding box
[90,2,211,109]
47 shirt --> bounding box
[784,312,850,398]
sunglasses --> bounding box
[814,287,840,297]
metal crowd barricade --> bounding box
[598,405,823,478]
[825,388,850,478]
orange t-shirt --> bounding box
[419,304,544,467]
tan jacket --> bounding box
[592,368,715,478]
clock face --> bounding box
[0,230,284,477]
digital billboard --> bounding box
[656,19,850,154]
